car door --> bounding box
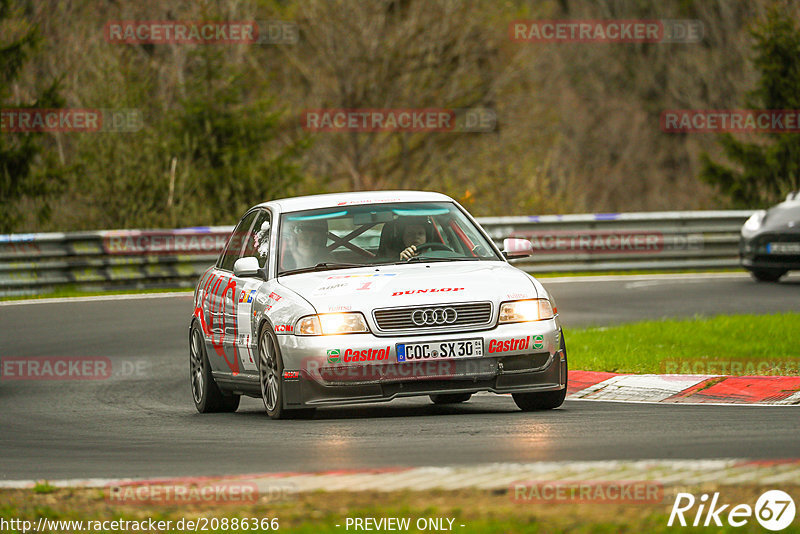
[231,209,272,376]
[203,210,259,376]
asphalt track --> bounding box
[1,272,799,480]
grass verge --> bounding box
[566,312,800,375]
[2,485,798,533]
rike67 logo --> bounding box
[669,490,796,531]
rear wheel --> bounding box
[512,331,568,411]
[750,269,786,282]
[430,393,472,404]
[190,323,240,413]
[258,325,315,420]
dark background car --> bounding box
[740,192,800,282]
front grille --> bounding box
[373,301,493,331]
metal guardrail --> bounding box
[0,211,753,296]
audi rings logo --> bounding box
[411,307,458,326]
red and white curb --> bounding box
[1,460,798,492]
[567,371,800,405]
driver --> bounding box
[398,220,429,260]
[283,219,331,270]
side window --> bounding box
[241,210,272,269]
[218,211,258,271]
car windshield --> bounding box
[277,201,501,274]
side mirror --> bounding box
[502,238,533,259]
[233,257,263,278]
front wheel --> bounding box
[513,331,568,411]
[258,325,315,420]
[750,268,786,282]
[190,323,240,413]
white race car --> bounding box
[189,191,567,418]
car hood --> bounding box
[762,201,800,232]
[277,261,541,314]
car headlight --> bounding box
[296,313,370,335]
[743,210,766,233]
[498,299,554,324]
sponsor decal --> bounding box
[336,198,403,206]
[283,370,300,380]
[511,481,663,504]
[239,289,255,303]
[274,324,293,333]
[326,273,396,279]
[315,282,348,294]
[313,273,396,296]
[326,349,341,364]
[488,336,531,354]
[342,347,391,363]
[327,304,352,312]
[532,335,544,349]
[506,292,531,300]
[194,271,239,373]
[391,288,464,296]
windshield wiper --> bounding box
[280,262,365,276]
[401,256,478,263]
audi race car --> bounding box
[740,191,800,282]
[189,191,567,419]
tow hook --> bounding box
[497,361,504,375]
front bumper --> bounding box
[740,234,800,272]
[275,319,566,408]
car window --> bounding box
[240,210,272,269]
[218,210,258,271]
[277,202,501,274]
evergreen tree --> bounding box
[700,3,800,206]
[0,0,63,232]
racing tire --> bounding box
[430,393,472,404]
[258,324,315,420]
[750,269,786,283]
[512,330,568,411]
[190,323,240,413]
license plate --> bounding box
[396,338,483,362]
[767,242,800,254]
